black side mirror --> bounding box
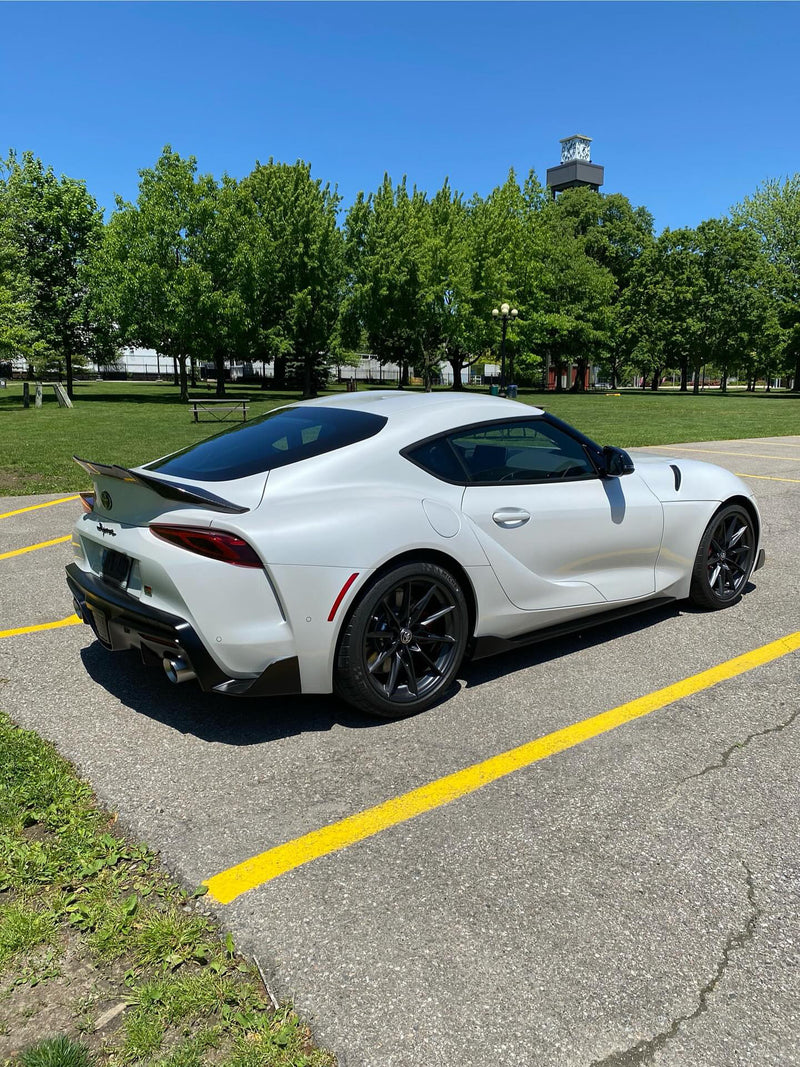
[603,445,635,477]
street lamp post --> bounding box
[491,302,518,394]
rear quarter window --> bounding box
[146,406,387,481]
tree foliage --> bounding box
[0,151,105,393]
[1,143,798,400]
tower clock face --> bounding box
[561,137,591,163]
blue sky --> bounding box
[2,1,798,232]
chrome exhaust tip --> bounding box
[163,656,196,684]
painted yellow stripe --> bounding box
[0,496,79,520]
[0,614,82,639]
[204,631,800,904]
[0,535,72,560]
[735,472,800,484]
[658,446,800,461]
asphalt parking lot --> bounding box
[1,437,799,1067]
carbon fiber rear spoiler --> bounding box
[73,457,249,514]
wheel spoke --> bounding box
[728,523,748,548]
[420,604,456,626]
[381,596,403,628]
[384,652,401,696]
[414,632,456,645]
[708,564,722,589]
[409,584,437,625]
[368,644,397,675]
[400,649,419,697]
[413,644,442,674]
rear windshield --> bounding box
[146,406,387,482]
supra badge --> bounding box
[96,523,116,537]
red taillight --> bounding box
[150,525,263,568]
[80,492,95,513]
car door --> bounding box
[452,419,664,612]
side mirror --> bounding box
[603,445,635,477]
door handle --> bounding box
[492,508,530,528]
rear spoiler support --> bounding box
[73,457,249,514]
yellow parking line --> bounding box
[204,630,800,904]
[0,496,79,520]
[0,535,72,560]
[657,446,800,461]
[0,614,82,639]
[735,473,800,484]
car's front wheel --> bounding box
[689,503,756,610]
[335,561,469,718]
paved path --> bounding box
[1,438,799,1066]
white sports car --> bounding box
[66,391,765,718]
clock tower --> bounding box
[546,135,604,197]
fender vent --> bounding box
[669,464,682,491]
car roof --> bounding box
[300,390,544,432]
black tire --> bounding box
[334,561,469,718]
[689,503,756,610]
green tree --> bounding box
[621,228,704,391]
[733,175,800,390]
[533,206,615,391]
[0,151,105,396]
[340,175,428,387]
[551,187,654,387]
[694,218,777,394]
[90,147,204,401]
[469,170,547,385]
[238,160,343,398]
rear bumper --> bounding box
[65,563,301,698]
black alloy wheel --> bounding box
[689,503,757,610]
[335,561,469,718]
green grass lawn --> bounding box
[0,712,334,1066]
[1,380,798,496]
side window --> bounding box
[448,420,596,483]
[405,437,466,482]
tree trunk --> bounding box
[680,361,689,392]
[190,355,197,388]
[720,366,728,394]
[650,371,660,391]
[273,355,286,389]
[172,357,179,386]
[792,354,800,393]
[213,348,227,397]
[569,359,587,392]
[65,350,74,400]
[692,368,700,395]
[450,355,464,390]
[302,352,316,399]
[178,355,189,403]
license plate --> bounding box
[102,548,130,586]
[90,606,110,644]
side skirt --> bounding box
[471,597,678,661]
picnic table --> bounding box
[190,398,249,423]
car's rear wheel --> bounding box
[689,504,756,610]
[335,561,469,718]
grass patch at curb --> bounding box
[0,711,335,1067]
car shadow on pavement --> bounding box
[79,645,381,745]
[461,600,685,689]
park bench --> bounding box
[190,398,249,423]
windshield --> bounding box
[146,406,387,482]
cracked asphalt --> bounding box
[1,435,799,1066]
